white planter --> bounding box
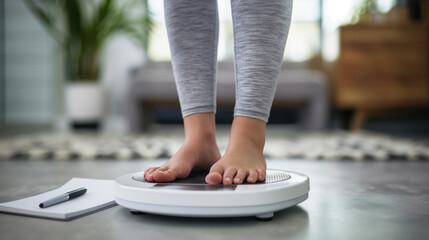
[65,82,105,123]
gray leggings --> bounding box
[164,0,292,122]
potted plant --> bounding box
[24,0,153,129]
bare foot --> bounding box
[144,113,221,182]
[205,116,267,185]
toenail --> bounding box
[249,177,254,181]
[235,178,240,182]
[225,178,231,183]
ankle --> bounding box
[183,113,217,145]
[228,116,266,151]
[184,132,217,148]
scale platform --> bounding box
[115,169,309,220]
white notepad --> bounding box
[0,178,117,220]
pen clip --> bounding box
[67,187,87,198]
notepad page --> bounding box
[0,178,116,220]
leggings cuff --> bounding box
[182,105,216,118]
[234,108,269,122]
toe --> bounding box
[153,170,177,182]
[223,168,237,185]
[144,167,152,177]
[234,169,246,184]
[256,168,266,182]
[247,169,258,183]
[145,174,154,182]
[144,167,159,181]
[205,165,224,185]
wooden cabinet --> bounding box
[335,24,429,129]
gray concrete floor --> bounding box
[0,159,428,240]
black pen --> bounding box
[39,187,87,208]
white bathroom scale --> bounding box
[115,169,309,220]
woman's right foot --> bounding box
[144,113,221,182]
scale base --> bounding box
[118,194,308,220]
[129,209,275,220]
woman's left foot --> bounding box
[205,116,267,185]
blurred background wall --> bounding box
[2,0,55,125]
